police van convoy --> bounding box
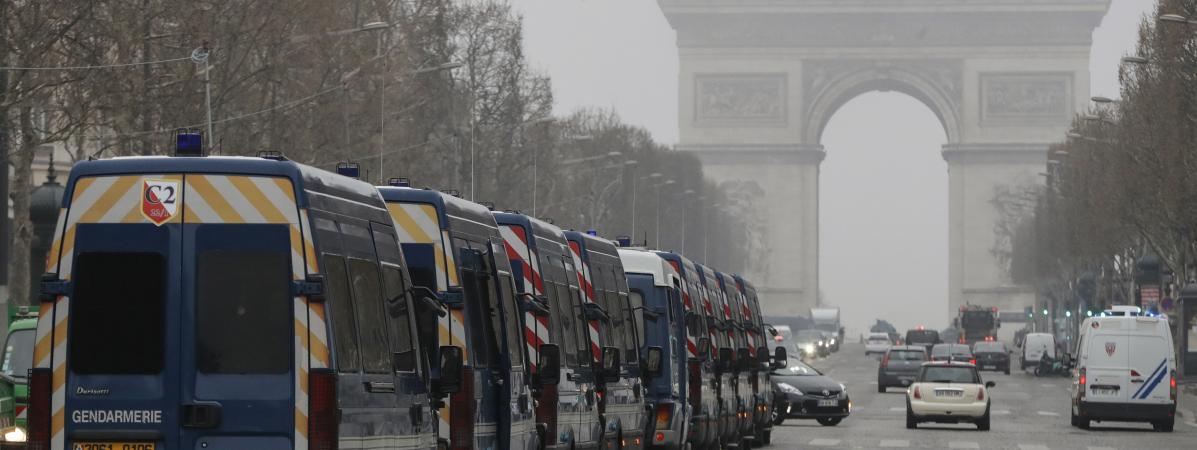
[26,145,781,450]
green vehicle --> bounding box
[0,305,39,447]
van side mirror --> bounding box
[584,302,610,322]
[644,346,664,379]
[756,346,770,367]
[772,346,787,369]
[697,337,711,361]
[600,347,621,383]
[537,344,561,386]
[519,293,550,317]
[436,346,464,395]
[717,348,734,372]
[410,286,446,318]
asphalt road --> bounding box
[767,343,1195,450]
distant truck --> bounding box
[810,307,843,346]
[954,305,1000,345]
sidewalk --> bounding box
[1179,382,1197,424]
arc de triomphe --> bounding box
[658,0,1111,317]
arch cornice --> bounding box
[802,59,963,145]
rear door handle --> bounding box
[1131,379,1145,383]
[366,381,396,393]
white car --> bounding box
[905,362,994,430]
[1020,333,1055,370]
[864,333,892,355]
[1070,314,1176,431]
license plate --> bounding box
[935,390,963,397]
[817,399,838,407]
[1091,387,1118,396]
[74,443,156,450]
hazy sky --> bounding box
[508,0,1155,335]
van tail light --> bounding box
[689,362,702,415]
[535,384,558,445]
[880,353,890,368]
[450,368,475,450]
[912,386,921,400]
[308,369,338,450]
[1078,367,1087,400]
[976,388,985,401]
[969,359,976,366]
[1170,370,1177,401]
[654,404,672,431]
[27,368,51,450]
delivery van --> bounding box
[1070,315,1176,431]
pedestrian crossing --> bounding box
[793,438,1134,450]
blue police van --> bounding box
[694,264,736,448]
[564,232,647,450]
[377,185,537,450]
[616,249,678,449]
[30,152,451,450]
[653,252,718,450]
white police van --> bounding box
[1070,311,1176,431]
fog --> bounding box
[510,0,1154,336]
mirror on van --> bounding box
[756,346,770,367]
[537,344,561,386]
[600,347,621,383]
[633,306,660,321]
[736,348,751,371]
[441,286,465,309]
[772,346,788,369]
[409,286,446,318]
[644,346,664,379]
[436,345,464,395]
[39,272,69,302]
[289,274,324,302]
[717,347,734,372]
[584,302,610,322]
[519,293,550,317]
[697,337,711,361]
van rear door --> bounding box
[1084,321,1130,404]
[1127,320,1171,405]
[66,222,180,448]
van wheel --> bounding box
[877,384,886,393]
[1153,418,1174,432]
[1003,365,1010,375]
[1070,411,1080,427]
[1077,416,1091,430]
[761,429,771,445]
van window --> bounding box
[381,265,416,372]
[628,289,645,348]
[349,259,391,373]
[460,245,499,368]
[2,329,33,379]
[498,273,524,367]
[70,252,166,374]
[324,256,360,372]
[197,249,290,374]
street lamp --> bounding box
[1121,55,1149,65]
[1091,96,1118,104]
[632,172,661,244]
[679,189,695,253]
[360,21,390,32]
[655,179,675,248]
[521,116,555,217]
[362,22,390,183]
[1158,13,1197,26]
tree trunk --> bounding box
[9,106,36,306]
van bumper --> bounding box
[1077,401,1176,422]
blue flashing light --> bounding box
[388,177,411,187]
[586,229,598,236]
[336,162,361,179]
[616,236,632,247]
[176,132,203,157]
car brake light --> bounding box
[27,368,51,450]
[969,359,976,365]
[976,388,985,401]
[1079,367,1086,386]
[308,369,338,450]
[913,386,921,399]
[450,368,476,450]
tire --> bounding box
[1077,416,1091,430]
[1153,418,1175,432]
[816,417,842,426]
[976,406,991,431]
[761,430,771,446]
[878,384,886,393]
[1003,365,1010,375]
[1070,411,1080,427]
[905,406,917,429]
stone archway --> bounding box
[659,0,1110,318]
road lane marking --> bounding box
[992,410,1010,415]
[809,438,841,446]
[879,440,909,448]
[948,442,980,449]
[1036,411,1059,416]
[1018,445,1049,450]
[1040,384,1055,388]
[1087,447,1117,450]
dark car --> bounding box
[930,343,974,363]
[771,360,850,426]
[905,329,941,352]
[972,341,1011,374]
[794,329,829,358]
[877,346,928,392]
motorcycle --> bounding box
[1034,354,1070,377]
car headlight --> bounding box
[1,426,26,443]
[817,340,824,346]
[802,344,816,354]
[777,382,803,395]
